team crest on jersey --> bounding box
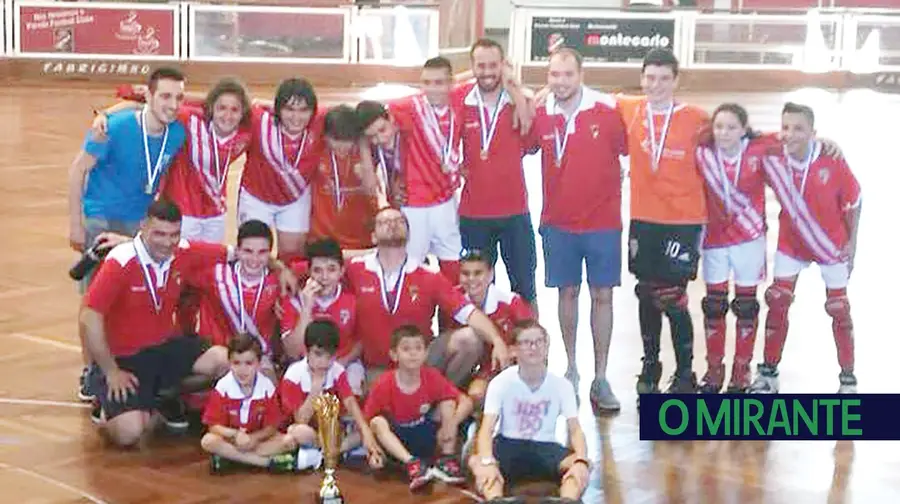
[819,168,830,184]
[748,156,760,172]
[590,124,600,139]
[409,285,419,303]
[339,309,350,325]
[629,238,639,259]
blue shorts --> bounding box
[392,417,438,461]
[459,213,537,303]
[494,436,570,484]
[540,225,621,288]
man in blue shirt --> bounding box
[68,66,187,402]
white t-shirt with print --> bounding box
[482,366,578,444]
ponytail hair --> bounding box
[710,102,759,146]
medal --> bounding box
[378,255,407,314]
[141,106,170,195]
[475,87,505,160]
[416,96,457,170]
[235,263,266,333]
[552,110,577,168]
[786,140,815,197]
[133,236,169,313]
[210,124,232,193]
[716,140,745,215]
[330,151,343,210]
[646,102,674,172]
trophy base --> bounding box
[318,495,344,504]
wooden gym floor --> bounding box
[0,83,898,503]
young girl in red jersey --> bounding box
[695,103,772,393]
[200,334,297,473]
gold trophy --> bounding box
[312,393,344,504]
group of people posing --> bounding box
[67,37,861,503]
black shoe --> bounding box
[636,358,662,407]
[158,397,189,432]
[78,366,95,402]
[90,403,105,425]
[666,371,698,394]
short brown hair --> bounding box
[470,38,504,60]
[510,319,546,343]
[228,333,263,359]
[390,324,426,349]
[549,47,583,70]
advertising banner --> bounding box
[18,5,175,57]
[530,16,675,63]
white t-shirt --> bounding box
[482,366,578,444]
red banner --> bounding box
[19,6,175,56]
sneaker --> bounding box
[90,403,105,425]
[268,452,299,473]
[296,447,324,471]
[158,397,189,432]
[748,364,779,394]
[725,363,751,393]
[699,364,725,394]
[589,378,621,412]
[484,498,526,504]
[838,371,857,393]
[209,454,227,475]
[430,455,465,484]
[665,371,698,394]
[461,420,478,465]
[78,366,95,402]
[636,359,662,407]
[405,457,432,491]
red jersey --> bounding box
[309,146,378,250]
[696,137,773,248]
[201,370,281,433]
[363,367,460,425]
[240,105,325,206]
[443,284,534,378]
[345,253,474,367]
[282,285,359,359]
[279,359,355,417]
[193,262,285,354]
[386,94,462,207]
[527,87,627,232]
[160,106,252,219]
[84,237,226,357]
[453,81,529,218]
[762,141,861,265]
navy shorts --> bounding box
[87,335,208,420]
[459,213,537,303]
[628,220,703,285]
[392,417,438,461]
[540,225,621,288]
[494,436,570,484]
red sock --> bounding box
[825,288,854,373]
[732,285,759,371]
[763,278,796,366]
[438,259,460,285]
[702,283,729,369]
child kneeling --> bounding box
[280,320,383,469]
[468,320,591,504]
[364,325,473,491]
[200,334,298,473]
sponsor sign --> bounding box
[40,60,152,76]
[18,5,175,56]
[530,16,675,63]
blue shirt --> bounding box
[82,109,186,221]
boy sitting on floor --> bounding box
[468,320,591,504]
[364,325,473,491]
[200,334,298,473]
[280,320,383,469]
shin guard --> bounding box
[731,286,760,368]
[701,284,729,369]
[635,283,663,363]
[825,288,854,373]
[763,279,795,367]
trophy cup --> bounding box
[312,393,344,504]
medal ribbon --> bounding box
[141,106,170,194]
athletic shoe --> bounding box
[838,371,857,394]
[296,447,324,471]
[725,362,751,393]
[158,397,189,432]
[698,364,725,394]
[209,454,234,474]
[268,452,299,473]
[635,359,662,407]
[748,364,779,394]
[589,378,621,412]
[405,457,432,491]
[665,371,698,394]
[484,498,526,504]
[78,366,95,402]
[90,403,105,425]
[430,455,465,485]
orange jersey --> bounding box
[309,147,379,250]
[618,95,710,225]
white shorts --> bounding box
[401,198,462,262]
[237,188,311,234]
[701,236,767,287]
[180,214,226,244]
[344,359,365,397]
[773,251,849,289]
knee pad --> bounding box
[764,284,794,310]
[654,285,689,312]
[825,296,851,320]
[731,296,761,320]
[701,292,729,319]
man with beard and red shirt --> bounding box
[355,57,464,284]
[452,38,538,313]
[344,207,510,389]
